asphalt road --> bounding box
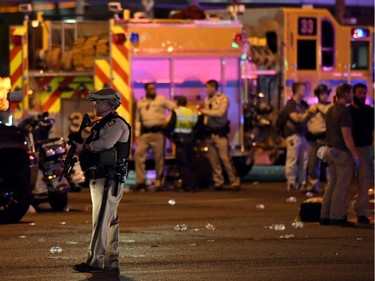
[0,181,373,281]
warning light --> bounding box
[352,28,370,39]
[233,33,242,44]
[112,33,126,44]
[232,33,243,49]
[130,33,139,43]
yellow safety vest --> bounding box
[174,106,198,134]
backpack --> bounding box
[275,108,288,138]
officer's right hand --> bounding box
[196,105,203,115]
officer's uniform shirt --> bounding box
[135,95,176,137]
[86,113,130,153]
[201,92,229,129]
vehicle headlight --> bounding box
[55,146,66,154]
[45,148,56,157]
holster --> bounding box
[87,167,107,180]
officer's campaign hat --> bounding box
[88,88,121,102]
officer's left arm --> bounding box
[162,96,177,111]
[192,110,198,126]
[135,102,142,137]
[164,111,177,138]
[200,95,229,117]
[87,120,129,152]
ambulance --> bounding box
[207,6,374,163]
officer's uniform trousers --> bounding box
[135,132,165,187]
[321,148,354,220]
[345,145,374,217]
[205,133,240,187]
[86,177,124,269]
[285,134,309,187]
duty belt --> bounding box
[141,125,163,134]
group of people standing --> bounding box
[131,79,240,192]
[283,82,373,226]
[68,80,372,274]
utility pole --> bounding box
[335,0,345,24]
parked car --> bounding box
[0,123,38,223]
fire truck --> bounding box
[8,6,373,170]
[208,6,374,164]
[8,15,253,177]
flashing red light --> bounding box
[10,35,22,46]
[112,33,126,44]
[233,33,243,44]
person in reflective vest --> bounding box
[167,96,198,191]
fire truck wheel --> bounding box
[48,191,68,212]
[0,169,31,224]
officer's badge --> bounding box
[108,120,116,126]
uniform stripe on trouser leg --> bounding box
[104,214,120,268]
[217,135,239,183]
[205,135,224,186]
[150,132,165,187]
[206,134,239,186]
[86,179,110,267]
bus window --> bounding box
[297,39,316,70]
[351,41,369,70]
[321,20,334,70]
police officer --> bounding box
[167,96,198,191]
[73,88,131,274]
[132,82,176,191]
[199,79,240,190]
